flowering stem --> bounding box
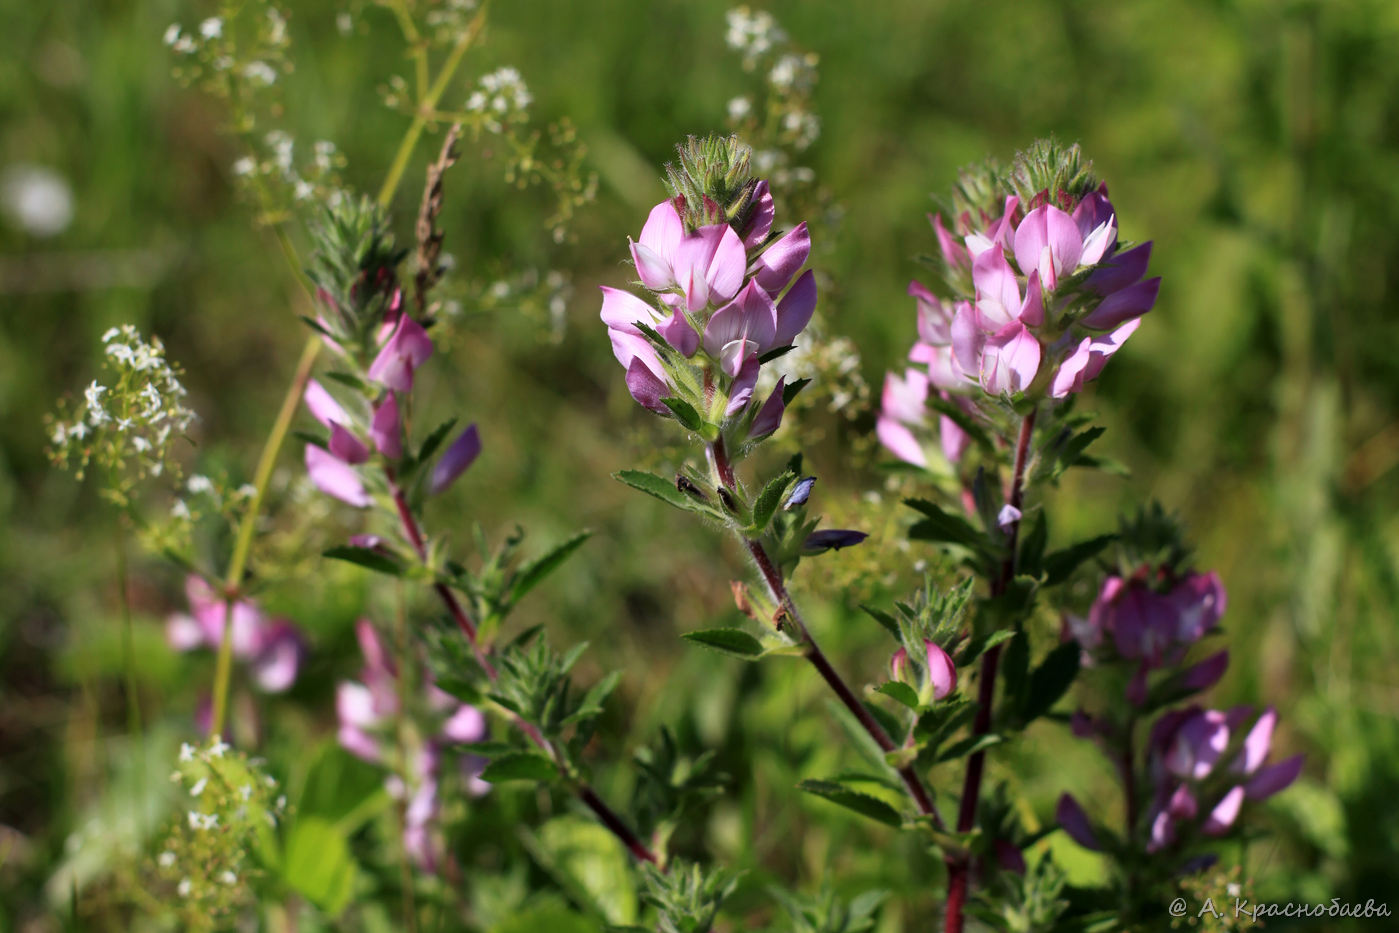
[944,407,1037,933]
[114,514,143,742]
[708,439,946,829]
[384,473,662,866]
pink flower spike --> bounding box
[1244,754,1304,800]
[305,379,350,428]
[754,222,810,293]
[306,444,371,507]
[1056,794,1102,851]
[371,392,403,459]
[1203,786,1245,835]
[741,180,774,249]
[430,425,482,495]
[749,377,787,439]
[924,640,957,700]
[329,422,370,464]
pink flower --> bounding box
[165,575,305,693]
[628,199,747,312]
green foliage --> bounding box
[770,885,889,933]
[638,859,740,933]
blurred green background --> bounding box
[3,0,1398,928]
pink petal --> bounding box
[337,680,381,729]
[725,353,761,416]
[1013,205,1082,291]
[742,180,775,248]
[166,613,206,651]
[880,368,929,424]
[950,301,988,379]
[1056,794,1102,851]
[1018,270,1045,326]
[252,623,303,693]
[931,213,970,270]
[1244,754,1304,800]
[774,269,817,346]
[1235,707,1277,776]
[981,323,1041,395]
[971,246,1022,328]
[1081,277,1161,330]
[749,377,787,439]
[599,286,661,335]
[430,425,482,495]
[910,279,953,344]
[638,198,684,267]
[305,444,371,507]
[1088,242,1151,294]
[655,308,700,357]
[624,357,671,413]
[877,416,927,468]
[1203,786,1245,835]
[629,239,674,290]
[703,280,778,357]
[939,412,970,464]
[924,640,957,700]
[706,224,748,303]
[371,392,402,459]
[754,222,810,293]
[304,379,350,428]
[329,422,370,464]
[441,705,486,743]
[1181,650,1230,692]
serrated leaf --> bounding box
[509,531,591,605]
[905,499,983,548]
[874,681,920,710]
[1058,425,1106,469]
[660,397,703,432]
[480,752,558,783]
[750,471,795,534]
[322,545,404,576]
[614,469,713,515]
[682,628,765,659]
[797,780,902,827]
[1043,534,1116,585]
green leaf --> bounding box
[874,681,920,710]
[681,628,765,659]
[1042,534,1116,585]
[660,397,703,432]
[509,531,591,605]
[935,733,1002,763]
[480,752,558,784]
[797,780,902,828]
[526,817,639,926]
[905,499,983,549]
[282,816,358,916]
[614,469,714,515]
[750,471,795,534]
[1021,642,1081,723]
[323,545,404,576]
[782,378,811,405]
[858,603,901,638]
[453,740,519,758]
[1019,511,1048,579]
[758,344,796,364]
[1059,425,1107,467]
[416,417,458,465]
[320,370,366,392]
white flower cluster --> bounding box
[164,4,290,97]
[424,0,480,43]
[230,131,346,208]
[48,326,197,485]
[465,67,532,132]
[725,6,787,65]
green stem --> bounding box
[115,514,142,740]
[376,3,489,210]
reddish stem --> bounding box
[386,474,660,866]
[709,439,946,830]
[944,408,1036,933]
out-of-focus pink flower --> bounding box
[1078,570,1227,673]
[367,314,434,394]
[165,575,306,694]
[1056,793,1102,851]
[924,640,958,701]
[430,425,482,496]
[336,619,489,870]
[305,444,372,507]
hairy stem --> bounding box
[708,438,946,829]
[385,474,660,866]
[944,407,1037,933]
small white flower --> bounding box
[236,483,257,498]
[84,381,106,409]
[232,156,256,177]
[220,870,238,885]
[172,36,196,55]
[177,878,192,897]
[180,742,196,762]
[199,17,223,40]
[187,474,214,495]
[158,850,176,868]
[240,784,253,801]
[189,777,208,797]
[336,12,353,35]
[209,738,230,757]
[727,96,752,121]
[243,61,277,86]
[163,24,182,47]
[1,165,75,238]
